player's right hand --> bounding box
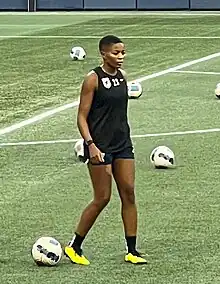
[88,143,105,164]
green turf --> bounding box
[1,15,220,128]
[1,13,220,284]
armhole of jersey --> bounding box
[118,68,127,82]
[90,69,99,91]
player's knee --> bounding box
[121,184,135,205]
[93,194,111,209]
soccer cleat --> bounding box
[64,246,90,265]
[125,251,147,264]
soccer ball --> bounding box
[127,81,143,99]
[74,139,86,163]
[150,146,175,169]
[31,237,62,266]
[70,46,86,61]
[215,83,220,99]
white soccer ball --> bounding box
[215,83,220,99]
[74,139,86,162]
[31,237,62,266]
[150,146,175,169]
[70,46,86,61]
[127,81,143,99]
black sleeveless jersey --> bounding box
[87,66,132,153]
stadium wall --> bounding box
[0,0,27,10]
[137,0,189,10]
[37,0,83,10]
[190,0,220,9]
[1,0,220,11]
[84,0,136,10]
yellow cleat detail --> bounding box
[125,253,147,264]
[64,246,90,265]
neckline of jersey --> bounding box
[100,66,118,77]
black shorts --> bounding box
[84,145,134,165]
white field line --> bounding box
[172,70,220,75]
[1,35,220,39]
[0,139,78,146]
[0,100,80,136]
[1,12,220,16]
[0,24,74,43]
[0,24,61,27]
[136,51,220,83]
[1,128,220,147]
[1,50,220,136]
[0,24,142,29]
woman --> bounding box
[65,35,147,265]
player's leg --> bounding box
[75,163,112,236]
[113,159,137,241]
[65,163,112,265]
[112,151,147,264]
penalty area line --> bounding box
[1,128,220,147]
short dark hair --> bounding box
[99,35,123,52]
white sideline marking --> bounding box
[173,70,220,75]
[0,101,79,136]
[1,35,220,39]
[1,51,220,136]
[1,128,220,147]
[1,11,220,16]
[0,139,79,146]
[0,24,61,27]
[131,128,220,138]
[136,51,220,83]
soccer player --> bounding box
[64,35,147,265]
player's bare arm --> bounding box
[77,71,96,142]
[77,72,104,163]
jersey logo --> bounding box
[101,77,112,89]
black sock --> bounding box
[71,232,85,250]
[125,236,137,253]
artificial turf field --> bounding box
[1,12,220,284]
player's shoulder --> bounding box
[86,70,97,78]
[84,70,98,82]
[81,70,98,90]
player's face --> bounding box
[103,43,126,69]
